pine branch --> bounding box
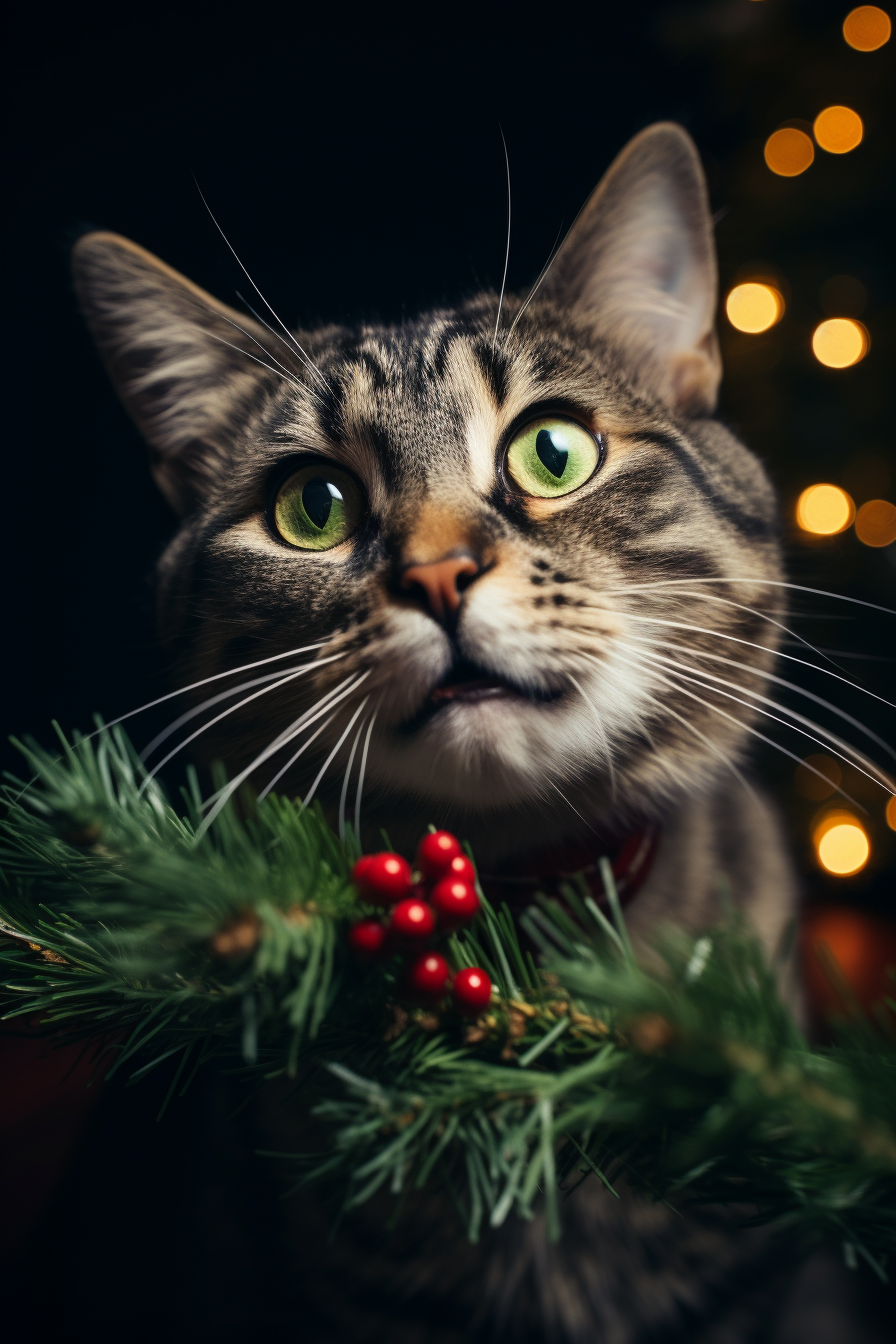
[1,727,894,1266]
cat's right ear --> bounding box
[72,232,277,514]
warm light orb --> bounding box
[887,795,896,831]
[813,106,864,154]
[796,484,855,535]
[855,498,896,547]
[764,127,815,176]
[811,318,869,368]
[725,283,783,333]
[843,6,891,50]
[814,814,871,876]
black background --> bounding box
[3,0,895,1334]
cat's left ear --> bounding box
[541,123,721,416]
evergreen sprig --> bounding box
[1,727,894,1270]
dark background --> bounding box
[3,0,894,1335]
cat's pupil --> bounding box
[536,428,568,479]
[302,477,336,530]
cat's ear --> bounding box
[541,123,721,416]
[72,232,278,514]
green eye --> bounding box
[273,463,361,550]
[505,417,600,498]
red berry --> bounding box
[445,853,476,884]
[352,852,412,906]
[452,966,492,1016]
[430,877,480,927]
[405,951,450,1002]
[416,830,463,880]
[390,897,436,942]
[347,919,387,961]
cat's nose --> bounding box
[399,549,483,624]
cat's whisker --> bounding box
[139,652,346,761]
[234,291,328,403]
[543,776,603,836]
[210,305,317,396]
[612,611,896,709]
[139,659,345,793]
[626,587,835,667]
[636,652,895,797]
[99,641,337,741]
[301,694,371,813]
[354,705,380,844]
[492,127,512,355]
[579,650,759,808]
[201,329,305,393]
[625,634,896,763]
[503,221,565,349]
[620,646,868,809]
[195,672,368,837]
[602,577,896,619]
[193,177,329,392]
[338,709,369,843]
[256,671,373,804]
[564,672,618,800]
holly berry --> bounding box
[452,966,492,1016]
[390,897,436,942]
[347,919,387,961]
[443,853,476,885]
[352,852,412,906]
[416,830,463,880]
[430,877,480,927]
[404,951,450,1002]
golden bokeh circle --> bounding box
[887,795,896,832]
[725,283,784,333]
[811,318,869,368]
[815,820,871,876]
[764,128,815,176]
[813,106,864,154]
[796,484,855,536]
[855,498,896,547]
[843,6,891,51]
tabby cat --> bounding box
[71,124,872,1342]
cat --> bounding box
[70,123,877,1342]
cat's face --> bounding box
[73,124,783,847]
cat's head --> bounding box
[72,123,782,852]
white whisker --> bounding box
[626,634,896,763]
[605,577,896,619]
[616,612,896,709]
[256,671,372,804]
[195,672,366,837]
[503,221,565,349]
[620,647,867,809]
[338,710,368,842]
[301,694,371,813]
[140,665,313,760]
[192,177,329,391]
[565,672,617,800]
[492,127,512,354]
[354,706,379,844]
[140,657,344,792]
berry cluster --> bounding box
[347,831,492,1016]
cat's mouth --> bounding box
[401,657,563,731]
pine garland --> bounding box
[1,726,894,1272]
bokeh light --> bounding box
[725,283,784,333]
[796,484,855,535]
[843,6,891,50]
[813,106,864,154]
[854,498,896,547]
[811,318,869,368]
[887,796,896,831]
[795,754,842,801]
[814,813,871,876]
[764,127,814,176]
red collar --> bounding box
[479,825,660,911]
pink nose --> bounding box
[400,552,481,623]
